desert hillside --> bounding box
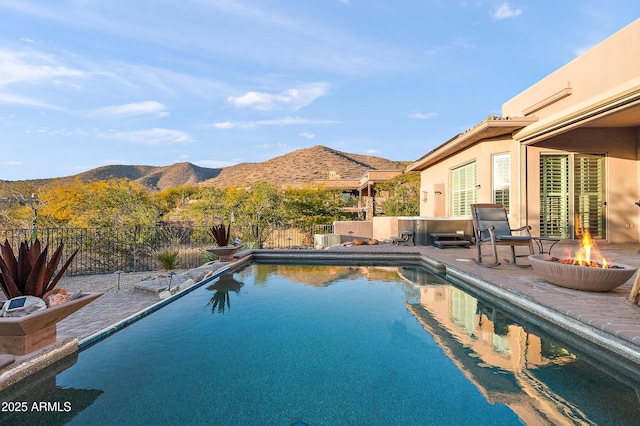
[10,145,407,190]
[200,145,406,188]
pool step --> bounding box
[431,233,470,249]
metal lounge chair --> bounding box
[471,203,533,267]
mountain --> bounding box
[10,146,407,191]
[200,145,406,187]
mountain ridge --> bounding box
[8,145,408,190]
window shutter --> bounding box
[492,154,510,212]
[451,162,477,216]
[574,154,605,239]
[540,155,570,238]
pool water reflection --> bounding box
[1,263,639,425]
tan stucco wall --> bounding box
[414,20,640,243]
[372,216,400,240]
[333,221,373,239]
[504,19,640,120]
[506,19,640,243]
[524,128,640,242]
[420,138,525,228]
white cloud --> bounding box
[0,92,62,109]
[211,121,235,129]
[103,128,194,145]
[363,149,381,155]
[212,116,338,129]
[0,48,85,86]
[228,82,330,111]
[409,112,438,120]
[491,3,522,20]
[3,161,23,166]
[92,101,169,118]
[299,132,315,140]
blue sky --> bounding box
[0,1,638,181]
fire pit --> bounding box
[528,230,637,291]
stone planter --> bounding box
[529,255,637,292]
[0,292,102,355]
[206,244,244,262]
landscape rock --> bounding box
[43,288,68,300]
[45,293,73,307]
[178,278,195,291]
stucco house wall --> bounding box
[524,128,639,242]
[419,138,523,226]
[410,19,640,244]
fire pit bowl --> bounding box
[529,254,637,292]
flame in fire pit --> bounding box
[559,229,609,268]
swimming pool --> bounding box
[2,263,640,425]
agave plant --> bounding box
[157,249,179,290]
[208,222,231,247]
[0,239,78,299]
[157,249,180,272]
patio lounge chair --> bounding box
[471,203,534,267]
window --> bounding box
[540,155,570,238]
[451,161,477,216]
[492,153,510,212]
[540,153,605,239]
[574,154,605,239]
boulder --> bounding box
[45,293,73,307]
[43,288,68,300]
[178,278,195,291]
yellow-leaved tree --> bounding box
[39,178,159,228]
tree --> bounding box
[377,172,420,216]
[169,187,228,224]
[231,182,284,247]
[0,181,48,231]
[39,178,159,227]
[154,185,199,218]
[282,184,345,226]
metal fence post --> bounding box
[133,226,138,272]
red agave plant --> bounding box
[0,239,78,299]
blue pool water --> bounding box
[2,263,640,425]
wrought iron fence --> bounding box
[0,223,323,276]
[313,224,334,235]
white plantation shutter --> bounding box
[574,154,605,239]
[492,153,510,212]
[451,161,476,216]
[540,153,605,239]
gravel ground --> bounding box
[56,270,179,294]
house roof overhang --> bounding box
[406,117,538,172]
[515,79,640,146]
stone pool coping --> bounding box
[2,242,640,388]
